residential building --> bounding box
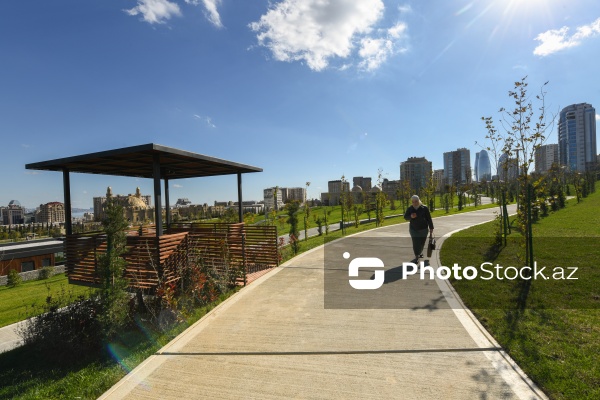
[381,178,400,200]
[498,153,518,181]
[433,169,444,191]
[400,157,432,192]
[443,148,471,185]
[352,177,372,192]
[264,187,284,211]
[320,179,351,206]
[535,144,559,174]
[175,198,192,207]
[36,202,65,224]
[558,103,597,172]
[281,187,306,204]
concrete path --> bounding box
[100,205,548,400]
[0,321,24,354]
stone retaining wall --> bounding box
[0,265,66,286]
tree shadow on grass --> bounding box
[0,342,108,399]
[0,326,153,399]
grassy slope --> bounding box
[0,273,92,327]
[440,192,600,400]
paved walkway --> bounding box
[98,205,547,399]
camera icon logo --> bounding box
[345,252,385,290]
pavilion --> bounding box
[26,144,277,289]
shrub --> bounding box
[38,266,54,280]
[19,294,104,362]
[7,269,22,288]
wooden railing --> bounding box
[65,223,278,290]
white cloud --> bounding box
[186,0,223,28]
[173,184,183,188]
[250,0,408,72]
[596,114,600,120]
[358,22,407,71]
[125,0,181,24]
[398,4,412,14]
[194,114,216,128]
[534,17,600,56]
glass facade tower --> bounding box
[558,103,597,172]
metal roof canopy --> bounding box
[26,143,263,236]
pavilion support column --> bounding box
[62,169,73,235]
[237,172,243,223]
[164,177,171,229]
[153,154,163,237]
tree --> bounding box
[286,201,301,254]
[303,182,310,241]
[483,76,555,267]
[375,169,387,227]
[97,194,131,337]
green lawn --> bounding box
[256,196,496,239]
[0,273,93,328]
[440,191,600,399]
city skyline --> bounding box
[1,1,600,209]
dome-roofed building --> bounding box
[3,200,25,225]
[93,187,154,223]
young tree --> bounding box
[375,169,387,227]
[303,182,310,241]
[483,76,555,266]
[97,195,131,337]
[286,201,301,254]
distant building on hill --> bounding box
[2,200,25,225]
[558,103,597,172]
[36,202,65,224]
[475,150,492,181]
[93,187,154,223]
[535,144,558,174]
[443,148,471,186]
[400,157,432,192]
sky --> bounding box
[1,0,600,210]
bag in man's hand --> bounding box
[427,235,436,258]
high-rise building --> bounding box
[433,169,444,191]
[443,148,471,185]
[263,187,283,211]
[320,180,351,206]
[535,144,559,174]
[475,150,492,181]
[281,187,306,203]
[36,202,65,224]
[352,177,372,191]
[400,157,432,192]
[558,103,597,172]
[498,153,518,181]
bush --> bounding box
[7,269,22,288]
[19,294,104,362]
[38,266,54,280]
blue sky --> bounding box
[1,0,599,209]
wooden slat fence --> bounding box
[66,223,278,290]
